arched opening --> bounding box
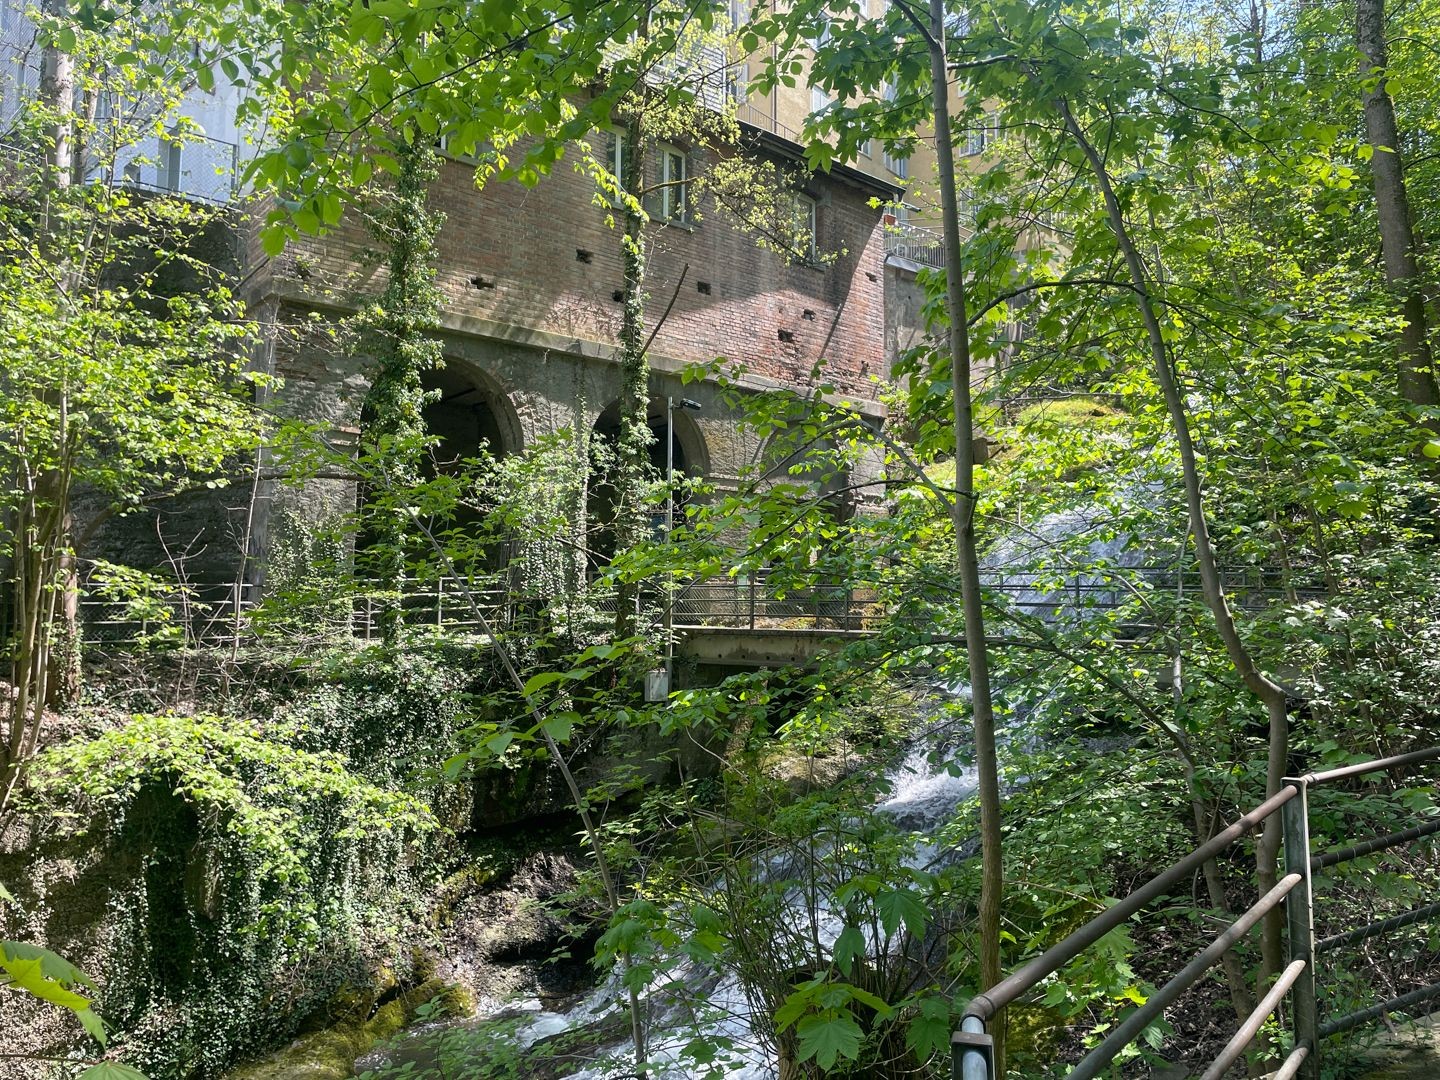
[421,361,520,472]
[757,426,857,523]
[586,396,707,572]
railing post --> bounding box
[952,1016,994,1080]
[1283,778,1320,1079]
[749,576,757,630]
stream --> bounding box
[355,498,1153,1078]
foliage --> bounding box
[28,712,433,890]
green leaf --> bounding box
[77,1064,149,1080]
[0,954,92,1010]
[794,1013,863,1069]
[875,888,927,937]
[76,1006,107,1047]
[1,941,95,990]
[540,712,575,742]
[832,925,865,973]
[522,670,566,696]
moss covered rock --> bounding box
[223,980,450,1080]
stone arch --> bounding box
[421,358,524,469]
[589,395,709,480]
[585,395,711,570]
[756,426,857,522]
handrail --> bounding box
[955,744,1440,1080]
[1301,744,1440,785]
[1067,873,1301,1080]
[962,784,1298,1024]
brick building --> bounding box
[237,117,907,587]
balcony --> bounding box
[883,220,947,270]
[116,131,240,205]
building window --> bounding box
[883,148,908,178]
[792,193,818,262]
[659,146,689,222]
[859,138,873,158]
[811,84,831,115]
[961,111,999,157]
[729,0,746,28]
[604,126,632,199]
[727,62,749,105]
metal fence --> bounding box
[954,745,1440,1080]
[79,580,256,648]
[78,575,517,648]
[673,566,1311,635]
[674,576,880,632]
[884,221,948,270]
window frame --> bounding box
[791,192,818,263]
[658,144,690,223]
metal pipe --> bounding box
[1283,779,1320,1079]
[1316,899,1440,955]
[957,1015,991,1080]
[963,785,1299,1024]
[1066,874,1303,1080]
[1271,1044,1312,1080]
[1313,814,1440,869]
[1303,745,1440,786]
[1318,978,1440,1038]
[1198,959,1307,1080]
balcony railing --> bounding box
[115,131,240,205]
[883,220,947,270]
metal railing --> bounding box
[79,580,257,648]
[884,221,949,270]
[674,566,1310,635]
[953,745,1440,1080]
[348,579,513,639]
[674,576,879,632]
[78,564,1313,648]
[78,575,517,647]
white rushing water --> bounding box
[466,717,981,1080]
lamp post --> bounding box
[662,396,703,695]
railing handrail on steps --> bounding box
[954,744,1440,1080]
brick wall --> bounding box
[268,139,891,404]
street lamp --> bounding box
[657,396,702,699]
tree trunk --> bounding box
[923,0,1006,1063]
[1356,0,1440,416]
[38,1,80,709]
[1057,99,1293,990]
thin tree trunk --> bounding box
[1056,98,1293,989]
[920,0,1005,1062]
[38,2,80,709]
[1356,0,1440,417]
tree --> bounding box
[0,5,265,815]
[1354,0,1440,421]
[354,139,445,644]
[758,0,1008,1055]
